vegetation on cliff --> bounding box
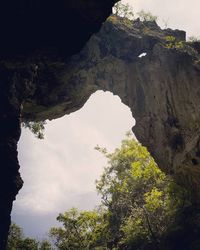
[22,121,46,139]
[6,223,51,250]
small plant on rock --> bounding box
[137,10,158,22]
[164,36,185,49]
[113,2,134,20]
[22,121,46,139]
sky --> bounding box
[124,0,200,38]
[12,0,200,240]
[13,91,134,239]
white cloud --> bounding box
[13,91,134,221]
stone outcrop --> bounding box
[23,16,200,191]
[0,66,24,249]
[0,1,117,248]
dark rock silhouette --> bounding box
[0,1,116,248]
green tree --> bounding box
[95,133,188,249]
[6,223,23,250]
[113,2,134,19]
[48,133,190,249]
[39,240,52,250]
[7,223,51,250]
[137,10,158,22]
[22,121,46,139]
[49,208,108,250]
[18,237,39,250]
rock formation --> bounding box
[0,1,117,247]
[1,12,200,248]
[23,16,200,190]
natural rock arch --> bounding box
[23,18,200,182]
[1,15,200,248]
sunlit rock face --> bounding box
[0,1,117,247]
[23,16,200,191]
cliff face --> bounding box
[0,66,23,249]
[0,1,117,247]
[23,17,200,191]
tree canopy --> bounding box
[112,2,158,23]
[47,133,189,250]
[49,207,108,250]
[113,2,134,19]
[7,223,51,250]
[95,133,188,249]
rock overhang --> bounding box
[20,17,200,187]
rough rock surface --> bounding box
[0,65,25,248]
[23,16,200,191]
[0,1,117,247]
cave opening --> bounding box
[1,1,200,248]
[12,90,135,239]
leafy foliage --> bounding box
[49,208,108,250]
[6,223,23,250]
[137,10,158,22]
[95,133,188,249]
[39,240,52,250]
[7,223,39,250]
[113,2,134,20]
[164,36,185,49]
[18,238,38,250]
[48,133,190,249]
[111,2,159,30]
[22,121,46,139]
[7,223,51,250]
[164,36,200,61]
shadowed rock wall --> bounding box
[0,66,23,249]
[0,1,117,247]
[0,0,117,57]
